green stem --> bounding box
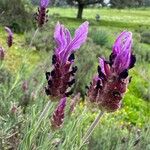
[80,111,104,149]
[35,101,51,130]
[29,28,39,47]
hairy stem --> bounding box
[29,28,39,47]
[36,100,51,129]
[80,111,104,148]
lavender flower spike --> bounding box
[51,97,66,129]
[5,27,13,47]
[35,0,49,27]
[0,46,5,60]
[45,22,89,101]
[87,31,136,112]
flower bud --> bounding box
[51,97,66,129]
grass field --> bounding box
[49,7,150,27]
[0,7,150,149]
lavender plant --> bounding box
[35,0,49,27]
[29,0,50,47]
[81,31,136,146]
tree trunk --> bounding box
[77,4,84,19]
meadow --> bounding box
[0,6,150,150]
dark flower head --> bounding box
[0,46,5,60]
[51,97,66,129]
[5,27,13,47]
[45,22,89,101]
[87,31,136,112]
[35,0,50,27]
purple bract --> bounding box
[40,0,49,8]
[54,21,89,64]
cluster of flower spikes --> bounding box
[35,0,49,27]
[45,21,89,102]
[87,31,136,112]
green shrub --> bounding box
[141,31,150,44]
[0,0,33,33]
[74,38,106,98]
[133,42,150,63]
[25,19,55,51]
[90,29,109,46]
[89,119,150,150]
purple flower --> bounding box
[54,21,89,64]
[112,31,134,74]
[40,0,49,8]
[5,27,13,47]
[87,31,136,112]
[35,0,49,27]
[45,22,89,101]
[0,46,5,60]
[51,97,66,129]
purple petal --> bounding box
[112,31,133,73]
[5,27,13,36]
[68,21,89,52]
[112,31,131,55]
[58,97,67,110]
[113,51,131,73]
[54,21,89,64]
[54,22,67,55]
[62,21,89,63]
[99,57,105,75]
[40,0,49,8]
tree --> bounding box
[109,0,145,8]
[67,0,104,19]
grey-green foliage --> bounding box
[74,38,99,98]
[25,20,55,51]
[89,119,150,150]
[0,0,33,32]
[133,41,150,63]
[90,29,109,46]
[141,31,150,44]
